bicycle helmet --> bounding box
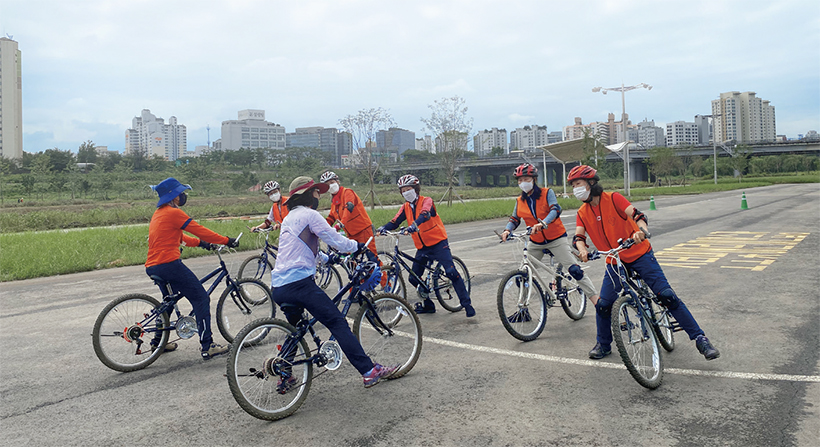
[263,180,280,194]
[358,262,382,292]
[513,163,537,178]
[567,165,598,182]
[397,174,420,188]
[320,170,339,183]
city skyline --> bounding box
[2,0,818,155]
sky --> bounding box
[2,0,819,154]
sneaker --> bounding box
[276,376,298,394]
[362,363,399,388]
[151,341,178,353]
[588,343,612,359]
[201,343,230,360]
[507,308,531,323]
[464,304,476,318]
[696,335,720,360]
[414,300,436,314]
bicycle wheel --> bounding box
[238,254,274,280]
[226,318,313,421]
[92,294,170,372]
[352,293,422,379]
[433,255,469,312]
[315,263,343,296]
[497,271,548,341]
[216,278,276,343]
[611,295,663,389]
[376,251,406,300]
[560,284,587,321]
[649,297,675,352]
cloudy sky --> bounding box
[3,0,819,153]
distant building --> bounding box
[473,128,508,156]
[563,115,634,145]
[125,109,187,161]
[804,130,819,141]
[633,119,666,148]
[666,120,701,147]
[415,135,434,153]
[547,131,562,144]
[0,37,23,159]
[220,109,285,152]
[286,126,347,165]
[509,125,548,152]
[377,127,416,158]
[711,91,776,143]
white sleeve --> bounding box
[308,210,358,253]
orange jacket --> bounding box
[266,198,289,225]
[145,206,229,267]
[576,191,650,264]
[326,186,373,236]
[515,188,566,243]
[403,195,447,249]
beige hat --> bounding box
[287,176,329,196]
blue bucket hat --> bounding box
[152,177,191,207]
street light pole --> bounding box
[592,82,652,197]
[697,114,722,184]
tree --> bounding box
[580,128,608,168]
[646,146,679,187]
[728,145,752,182]
[677,145,697,186]
[77,140,98,165]
[421,96,473,206]
[490,146,505,157]
[401,149,437,163]
[339,107,396,209]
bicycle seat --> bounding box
[149,275,173,297]
[541,249,554,257]
[279,303,308,321]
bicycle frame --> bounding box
[381,232,437,294]
[506,231,580,307]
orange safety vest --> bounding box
[576,191,650,264]
[327,186,373,236]
[515,188,567,244]
[270,198,289,224]
[403,195,448,249]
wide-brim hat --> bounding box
[152,177,191,207]
[288,176,328,196]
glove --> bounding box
[404,224,418,234]
[356,242,367,254]
[226,237,240,248]
[377,226,387,235]
[198,240,214,251]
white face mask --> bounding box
[328,183,340,195]
[573,186,590,201]
[269,192,281,202]
[402,189,417,202]
[518,181,533,193]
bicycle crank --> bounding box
[175,316,198,339]
[319,340,343,371]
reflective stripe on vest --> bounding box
[404,196,447,249]
[577,191,650,264]
[515,188,567,243]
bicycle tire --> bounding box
[315,263,343,296]
[352,293,422,380]
[560,284,587,321]
[611,295,663,389]
[649,297,675,352]
[497,270,548,341]
[216,278,276,343]
[376,251,406,300]
[237,254,274,280]
[433,255,469,312]
[92,294,170,372]
[226,318,313,421]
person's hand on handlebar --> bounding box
[500,229,511,242]
[226,237,240,248]
[356,243,378,262]
[198,240,215,251]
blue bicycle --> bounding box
[238,227,278,280]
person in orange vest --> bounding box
[320,170,377,257]
[568,165,719,361]
[500,163,598,305]
[251,180,289,232]
[145,177,239,360]
[377,174,475,317]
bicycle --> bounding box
[587,237,680,389]
[376,229,471,312]
[226,241,422,421]
[237,227,278,280]
[496,229,588,341]
[92,234,276,372]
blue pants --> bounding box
[271,276,374,375]
[145,259,214,350]
[595,250,704,348]
[409,239,471,307]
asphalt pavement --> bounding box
[1,183,818,446]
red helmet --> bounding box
[567,165,598,182]
[513,163,537,178]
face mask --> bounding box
[328,183,340,195]
[269,192,281,202]
[177,192,188,207]
[518,181,533,193]
[311,197,319,210]
[402,189,417,202]
[573,186,590,202]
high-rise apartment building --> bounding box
[666,120,700,147]
[547,131,563,144]
[0,37,23,159]
[376,127,416,158]
[633,119,666,148]
[509,125,548,152]
[711,91,776,143]
[125,109,187,161]
[473,128,508,156]
[220,109,285,152]
[415,135,434,153]
[286,126,346,165]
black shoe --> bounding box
[414,300,436,314]
[696,335,720,360]
[464,304,476,318]
[588,343,611,359]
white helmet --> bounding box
[320,170,339,183]
[396,174,419,188]
[263,181,280,194]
